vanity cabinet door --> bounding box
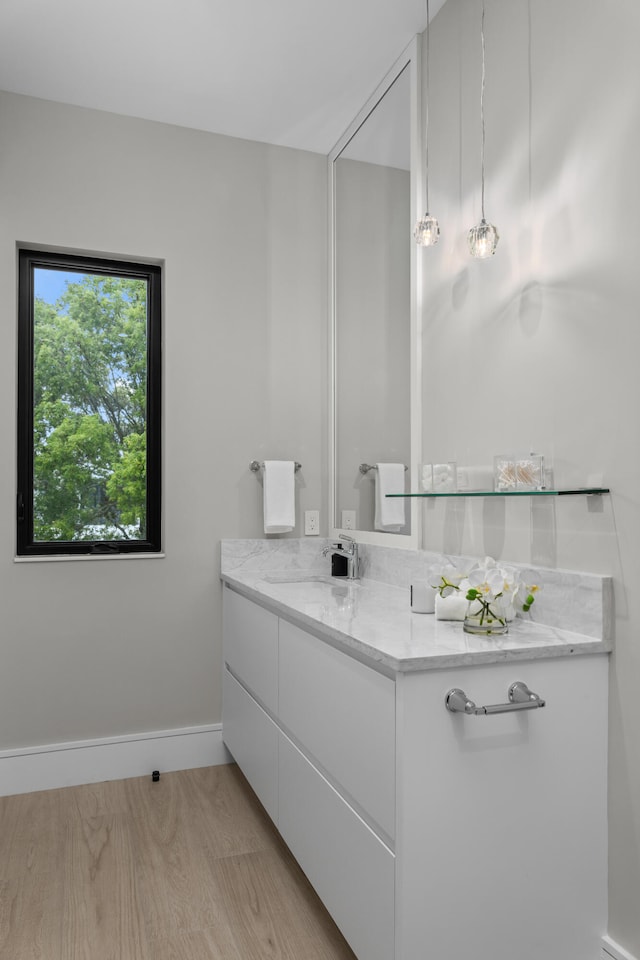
[396,656,608,960]
[278,619,396,841]
[222,667,278,824]
[278,732,395,960]
[223,585,278,714]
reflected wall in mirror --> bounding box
[330,40,420,544]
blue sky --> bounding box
[34,268,86,305]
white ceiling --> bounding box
[0,0,446,156]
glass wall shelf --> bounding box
[387,488,610,498]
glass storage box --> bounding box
[494,454,545,492]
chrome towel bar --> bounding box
[250,460,302,473]
[359,463,408,474]
[445,681,546,715]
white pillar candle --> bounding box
[411,581,436,614]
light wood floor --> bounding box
[0,764,357,959]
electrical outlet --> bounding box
[304,510,320,536]
[341,510,356,530]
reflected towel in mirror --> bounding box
[374,463,406,532]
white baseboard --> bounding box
[0,723,232,797]
[603,935,639,960]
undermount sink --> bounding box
[260,574,360,604]
[263,573,343,584]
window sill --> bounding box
[14,552,166,563]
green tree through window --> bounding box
[18,251,161,556]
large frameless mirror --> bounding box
[329,38,421,547]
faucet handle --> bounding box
[339,534,356,544]
[321,541,342,556]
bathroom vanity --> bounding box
[221,542,610,960]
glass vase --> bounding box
[463,601,508,636]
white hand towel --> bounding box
[456,465,494,492]
[374,463,406,532]
[263,460,295,534]
[435,592,469,621]
[435,593,515,622]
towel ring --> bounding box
[250,460,302,473]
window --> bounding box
[17,249,162,556]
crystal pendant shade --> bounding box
[414,214,441,247]
[467,0,499,258]
[467,218,499,258]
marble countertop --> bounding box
[220,564,611,674]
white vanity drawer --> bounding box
[278,731,395,960]
[223,585,278,715]
[222,667,278,824]
[278,619,396,841]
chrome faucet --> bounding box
[321,533,360,580]
[338,534,360,580]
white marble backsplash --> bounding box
[220,539,613,642]
[221,538,329,574]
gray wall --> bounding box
[422,0,640,952]
[0,91,327,748]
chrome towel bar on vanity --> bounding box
[445,682,546,716]
[359,463,408,474]
[249,460,302,472]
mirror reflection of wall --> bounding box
[334,64,411,535]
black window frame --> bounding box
[17,248,162,557]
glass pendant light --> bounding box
[468,0,499,258]
[414,0,440,246]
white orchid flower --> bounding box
[430,562,466,598]
[516,581,539,612]
[499,570,518,598]
[467,563,505,602]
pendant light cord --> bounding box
[424,0,431,213]
[468,0,498,256]
[480,0,486,221]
